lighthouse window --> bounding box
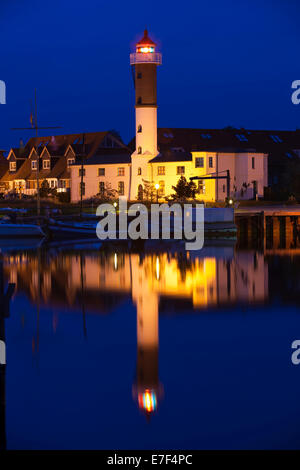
[138,167,142,175]
[137,125,142,133]
[137,97,142,105]
[138,147,142,154]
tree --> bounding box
[142,179,155,202]
[97,182,117,201]
[39,180,51,198]
[171,176,197,201]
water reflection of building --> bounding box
[2,248,269,416]
[3,249,269,313]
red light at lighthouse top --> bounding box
[136,29,156,53]
[130,30,162,65]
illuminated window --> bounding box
[252,157,255,169]
[157,166,165,175]
[43,159,50,169]
[208,157,213,168]
[99,181,105,195]
[79,168,85,177]
[118,167,125,176]
[177,166,185,175]
[138,167,142,175]
[137,125,142,133]
[31,160,37,170]
[9,161,16,172]
[158,180,165,196]
[98,168,105,176]
[195,157,204,168]
[118,181,125,195]
[138,147,142,154]
[198,180,205,194]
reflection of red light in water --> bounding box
[138,389,157,413]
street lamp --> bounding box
[155,183,159,203]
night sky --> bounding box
[0,0,300,152]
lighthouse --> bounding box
[130,30,162,200]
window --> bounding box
[158,180,165,197]
[118,167,125,176]
[201,133,212,139]
[195,157,204,168]
[98,168,105,176]
[79,168,85,177]
[223,184,226,193]
[118,181,125,195]
[9,162,16,172]
[60,180,67,189]
[137,125,142,133]
[137,72,142,79]
[198,180,205,195]
[50,180,56,189]
[137,97,142,105]
[138,146,142,154]
[79,181,85,196]
[67,158,75,167]
[99,181,105,195]
[31,160,37,170]
[236,134,248,142]
[157,166,165,176]
[252,157,255,169]
[208,156,213,168]
[177,166,185,175]
[43,160,50,169]
[270,135,283,143]
[137,167,142,175]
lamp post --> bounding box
[155,183,159,203]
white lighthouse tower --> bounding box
[130,30,162,200]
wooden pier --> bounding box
[235,206,300,250]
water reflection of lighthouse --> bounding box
[132,256,163,417]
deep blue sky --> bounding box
[0,0,300,151]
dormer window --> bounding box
[43,159,50,169]
[67,158,75,167]
[31,160,37,170]
[9,162,16,172]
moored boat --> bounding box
[0,223,45,238]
